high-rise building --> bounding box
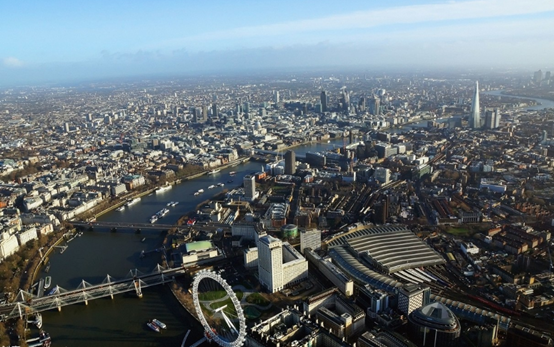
[484,108,500,129]
[258,235,308,293]
[299,229,321,254]
[274,91,280,103]
[534,70,543,84]
[321,91,328,112]
[374,167,390,184]
[243,102,250,114]
[398,284,431,316]
[358,97,366,112]
[370,97,380,116]
[63,122,70,133]
[284,150,296,175]
[258,235,283,292]
[243,175,256,201]
[201,105,208,121]
[211,103,218,118]
[471,81,481,129]
[408,302,461,347]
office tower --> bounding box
[321,91,328,112]
[244,175,256,201]
[485,108,500,129]
[370,97,380,116]
[284,150,296,175]
[398,284,431,316]
[274,91,280,103]
[192,107,202,123]
[341,89,350,111]
[358,97,366,111]
[201,105,208,121]
[471,81,481,129]
[258,236,308,293]
[534,70,543,84]
[243,102,250,114]
[63,122,70,133]
[408,302,461,347]
[545,71,552,81]
[258,235,284,293]
[494,108,501,128]
[374,167,390,184]
[212,103,218,118]
[85,114,93,122]
[299,229,321,254]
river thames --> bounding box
[40,138,351,346]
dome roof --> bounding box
[410,302,460,331]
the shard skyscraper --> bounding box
[471,81,480,129]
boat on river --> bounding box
[44,276,51,289]
[116,206,125,212]
[147,321,160,333]
[229,171,236,175]
[208,185,216,189]
[152,318,167,329]
[125,197,141,207]
[149,215,158,224]
[156,184,172,193]
[217,182,224,187]
[207,169,221,175]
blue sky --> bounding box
[1,0,554,86]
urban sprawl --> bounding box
[1,70,554,347]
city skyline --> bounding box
[2,0,554,87]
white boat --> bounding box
[125,197,141,207]
[147,321,160,333]
[208,185,216,189]
[217,183,224,187]
[149,215,158,224]
[152,318,167,329]
[167,201,179,207]
[157,208,169,217]
[44,276,51,289]
[197,189,204,193]
[194,192,200,196]
[208,169,221,175]
[229,171,236,176]
[116,206,125,212]
[156,185,172,193]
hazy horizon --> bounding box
[2,0,554,87]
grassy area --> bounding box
[198,290,227,301]
[245,292,270,306]
[209,298,238,316]
[445,226,472,236]
[236,291,243,301]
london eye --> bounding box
[191,270,246,347]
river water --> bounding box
[40,138,351,346]
[484,90,554,110]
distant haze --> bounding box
[1,0,553,87]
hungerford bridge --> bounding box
[0,265,185,321]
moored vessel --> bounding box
[152,318,167,329]
[147,321,160,333]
